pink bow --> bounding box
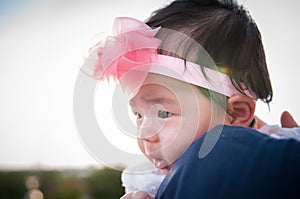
[83,17,161,83]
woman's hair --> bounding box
[145,0,273,105]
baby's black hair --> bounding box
[146,0,273,105]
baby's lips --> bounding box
[151,158,169,169]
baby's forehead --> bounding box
[141,73,191,92]
[128,73,196,105]
[129,83,177,105]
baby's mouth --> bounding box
[151,157,170,170]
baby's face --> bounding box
[129,74,226,171]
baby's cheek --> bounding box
[159,129,182,149]
[162,118,182,137]
[137,139,146,154]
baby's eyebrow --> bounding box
[129,96,176,106]
[145,97,174,104]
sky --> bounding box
[0,0,300,170]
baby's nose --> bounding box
[138,116,162,142]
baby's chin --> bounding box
[145,154,176,173]
[164,164,173,173]
[151,158,173,171]
[156,162,174,174]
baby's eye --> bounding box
[158,110,173,119]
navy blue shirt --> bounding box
[155,125,300,199]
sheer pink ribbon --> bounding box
[81,17,256,99]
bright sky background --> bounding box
[0,0,300,169]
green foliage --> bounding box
[45,176,84,199]
[39,171,85,199]
[0,171,27,199]
[0,167,125,199]
[86,167,125,199]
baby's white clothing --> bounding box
[259,125,300,141]
[121,161,166,197]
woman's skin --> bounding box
[255,111,298,129]
[281,111,298,128]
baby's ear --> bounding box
[226,95,256,127]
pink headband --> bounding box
[81,17,256,99]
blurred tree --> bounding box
[0,166,125,199]
[39,170,85,199]
[0,171,27,199]
[38,170,61,198]
[49,176,84,199]
[86,167,125,199]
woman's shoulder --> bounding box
[157,125,300,199]
[181,125,300,164]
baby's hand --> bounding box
[120,191,154,199]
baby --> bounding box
[81,0,300,198]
